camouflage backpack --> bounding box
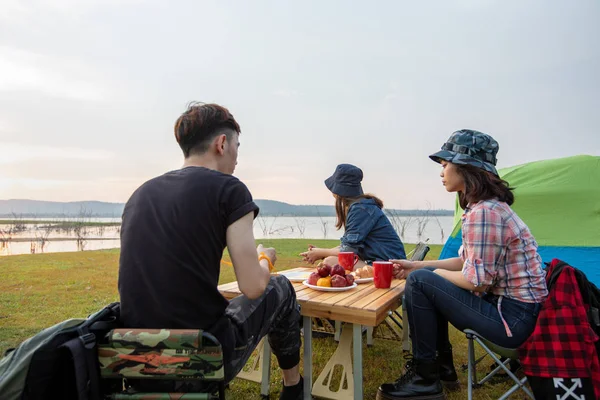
[0,303,121,400]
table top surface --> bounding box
[217,267,406,326]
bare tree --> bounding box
[10,212,26,233]
[385,210,413,241]
[315,207,329,239]
[95,224,106,237]
[415,202,436,242]
[0,212,28,251]
[385,209,401,233]
[0,216,19,251]
[0,227,12,251]
[256,215,274,237]
[398,216,414,241]
[432,215,446,244]
[58,213,73,235]
[268,223,293,236]
[294,217,306,238]
[74,207,93,251]
[34,224,53,253]
[255,215,267,236]
[415,216,429,242]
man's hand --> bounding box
[257,244,277,266]
[391,259,419,280]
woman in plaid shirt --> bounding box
[377,130,548,400]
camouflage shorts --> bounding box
[223,274,301,382]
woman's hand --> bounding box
[390,259,419,279]
[299,245,326,264]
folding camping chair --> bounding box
[462,329,534,400]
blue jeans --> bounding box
[405,268,541,361]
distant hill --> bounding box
[0,199,453,218]
[0,199,124,218]
[254,200,453,217]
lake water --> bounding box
[0,215,455,256]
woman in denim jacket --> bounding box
[300,164,406,270]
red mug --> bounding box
[338,252,359,271]
[373,261,393,288]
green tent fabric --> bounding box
[440,155,600,284]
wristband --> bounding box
[259,252,275,272]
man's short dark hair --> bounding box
[174,102,241,157]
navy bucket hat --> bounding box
[429,129,500,176]
[325,164,364,197]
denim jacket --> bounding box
[340,198,406,263]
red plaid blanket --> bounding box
[519,259,600,398]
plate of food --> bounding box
[303,263,358,291]
[349,265,374,284]
[302,280,357,292]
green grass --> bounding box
[0,240,519,399]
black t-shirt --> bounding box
[118,166,259,335]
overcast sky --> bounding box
[1,0,598,209]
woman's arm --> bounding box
[461,207,505,290]
[300,246,340,264]
[412,257,464,271]
[434,269,488,292]
[391,257,463,279]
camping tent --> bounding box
[439,155,600,285]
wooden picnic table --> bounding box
[218,267,406,400]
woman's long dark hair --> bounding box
[335,194,383,230]
[455,164,514,209]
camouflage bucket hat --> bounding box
[429,129,499,176]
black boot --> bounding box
[377,360,446,400]
[437,349,460,391]
[279,376,303,400]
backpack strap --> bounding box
[60,333,100,400]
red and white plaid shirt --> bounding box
[459,200,548,335]
[459,199,548,302]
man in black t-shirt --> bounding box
[118,102,303,399]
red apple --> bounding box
[308,272,320,286]
[331,274,347,287]
[331,264,345,277]
[345,274,355,286]
[317,264,332,277]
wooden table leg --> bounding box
[235,337,270,393]
[312,324,354,399]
